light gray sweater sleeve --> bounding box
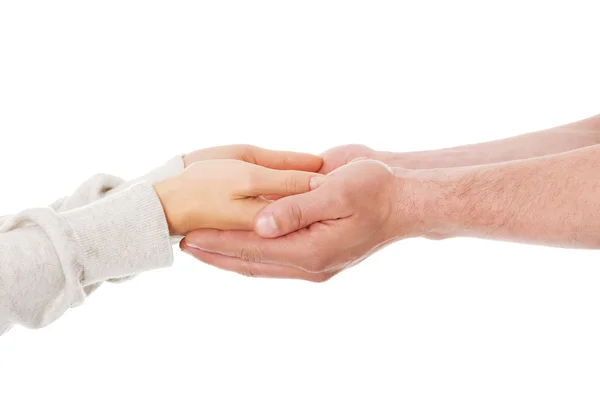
[0,156,185,335]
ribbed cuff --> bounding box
[63,182,173,286]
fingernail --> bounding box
[256,213,278,237]
[310,176,325,190]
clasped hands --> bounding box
[154,144,419,282]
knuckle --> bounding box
[285,175,299,194]
[239,247,263,263]
[234,144,256,161]
[237,266,262,278]
[285,202,304,230]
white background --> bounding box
[1,1,600,399]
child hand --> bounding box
[153,159,322,235]
[183,144,323,172]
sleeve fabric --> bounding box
[0,155,185,335]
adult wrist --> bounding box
[389,167,462,240]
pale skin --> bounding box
[319,113,600,172]
[153,145,323,235]
[181,114,600,282]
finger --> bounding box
[244,166,323,197]
[253,185,345,238]
[232,197,312,231]
[223,197,270,230]
[184,228,335,272]
[181,242,337,282]
[246,147,324,172]
[262,194,282,201]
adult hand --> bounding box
[154,160,322,235]
[317,144,378,173]
[183,144,323,172]
[182,160,425,281]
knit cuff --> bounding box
[63,182,173,286]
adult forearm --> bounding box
[380,114,600,169]
[402,144,600,248]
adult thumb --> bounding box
[254,187,335,238]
